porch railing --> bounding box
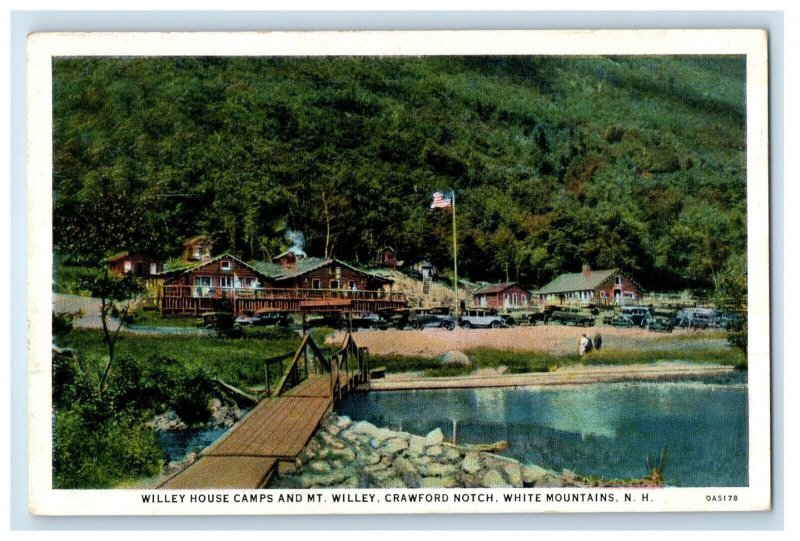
[161,285,406,303]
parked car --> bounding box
[547,308,595,327]
[715,310,743,330]
[236,309,291,327]
[459,309,506,329]
[376,308,412,329]
[646,309,676,333]
[348,313,392,331]
[408,307,457,331]
[200,311,243,338]
[621,306,651,327]
[603,313,635,327]
[675,308,717,329]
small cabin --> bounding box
[107,252,163,278]
[183,236,214,263]
[376,247,402,269]
[161,253,271,297]
[272,250,299,269]
[472,282,531,310]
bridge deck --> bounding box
[159,373,352,490]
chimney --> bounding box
[280,252,297,269]
[582,264,591,277]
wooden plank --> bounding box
[159,456,276,489]
[282,397,331,456]
[204,397,293,456]
[237,397,309,457]
[211,397,297,457]
[242,396,323,457]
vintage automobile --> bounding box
[408,307,457,331]
[675,308,717,329]
[621,306,651,327]
[376,307,412,329]
[200,311,243,338]
[459,309,506,329]
[547,308,595,327]
[646,309,676,333]
[235,309,291,327]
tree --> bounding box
[78,270,144,396]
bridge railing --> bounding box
[264,333,366,401]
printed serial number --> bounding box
[706,495,738,502]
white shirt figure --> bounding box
[579,334,592,356]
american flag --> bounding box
[430,191,452,209]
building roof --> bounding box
[533,268,620,295]
[106,251,130,262]
[251,257,392,284]
[183,235,212,245]
[159,253,270,280]
[473,282,527,295]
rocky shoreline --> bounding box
[273,413,587,489]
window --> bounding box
[335,267,342,279]
[149,263,158,275]
[312,279,321,289]
[193,276,212,297]
[615,275,622,285]
[329,280,339,289]
[123,260,132,272]
[221,260,232,271]
[348,281,357,290]
[220,276,233,289]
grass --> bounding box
[128,310,201,328]
[370,343,746,376]
[59,328,303,390]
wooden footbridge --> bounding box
[159,334,368,489]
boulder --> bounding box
[378,438,409,456]
[380,477,408,489]
[425,445,443,457]
[440,350,472,368]
[461,452,483,474]
[308,460,332,474]
[420,476,458,488]
[442,446,462,462]
[521,463,554,485]
[421,463,459,477]
[334,415,353,429]
[424,428,445,446]
[408,435,426,456]
[481,469,511,488]
[502,462,523,487]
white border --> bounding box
[27,29,770,515]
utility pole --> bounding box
[452,189,459,318]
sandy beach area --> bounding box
[327,325,728,358]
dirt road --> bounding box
[328,325,728,358]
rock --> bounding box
[420,476,458,488]
[521,464,555,485]
[366,467,397,483]
[442,446,462,462]
[502,462,523,487]
[378,438,408,456]
[363,461,390,474]
[334,415,353,429]
[148,410,187,431]
[324,423,342,436]
[461,452,483,474]
[317,430,338,445]
[339,476,360,488]
[308,460,332,474]
[355,450,382,466]
[534,474,563,488]
[392,456,419,478]
[421,463,459,477]
[481,469,511,488]
[425,445,444,457]
[208,398,222,411]
[380,477,407,489]
[408,435,426,456]
[410,455,432,468]
[424,428,444,446]
[440,350,472,368]
[458,472,478,487]
[329,446,357,463]
[348,420,381,437]
[562,469,578,483]
[298,468,356,488]
[368,428,402,448]
[330,439,347,451]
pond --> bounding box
[337,371,748,487]
[157,426,229,463]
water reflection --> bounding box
[338,376,748,487]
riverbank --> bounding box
[361,361,737,391]
[272,413,600,489]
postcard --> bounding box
[27,29,770,515]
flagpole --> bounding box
[451,189,459,318]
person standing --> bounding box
[579,334,593,356]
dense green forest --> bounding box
[53,56,746,292]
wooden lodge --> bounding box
[158,252,406,315]
[533,265,642,305]
[472,282,531,310]
[107,251,163,278]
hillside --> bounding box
[52,55,747,294]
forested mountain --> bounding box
[53,55,746,292]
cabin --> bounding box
[376,247,403,269]
[183,236,214,263]
[472,282,531,310]
[533,265,642,305]
[411,260,437,279]
[107,251,163,278]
